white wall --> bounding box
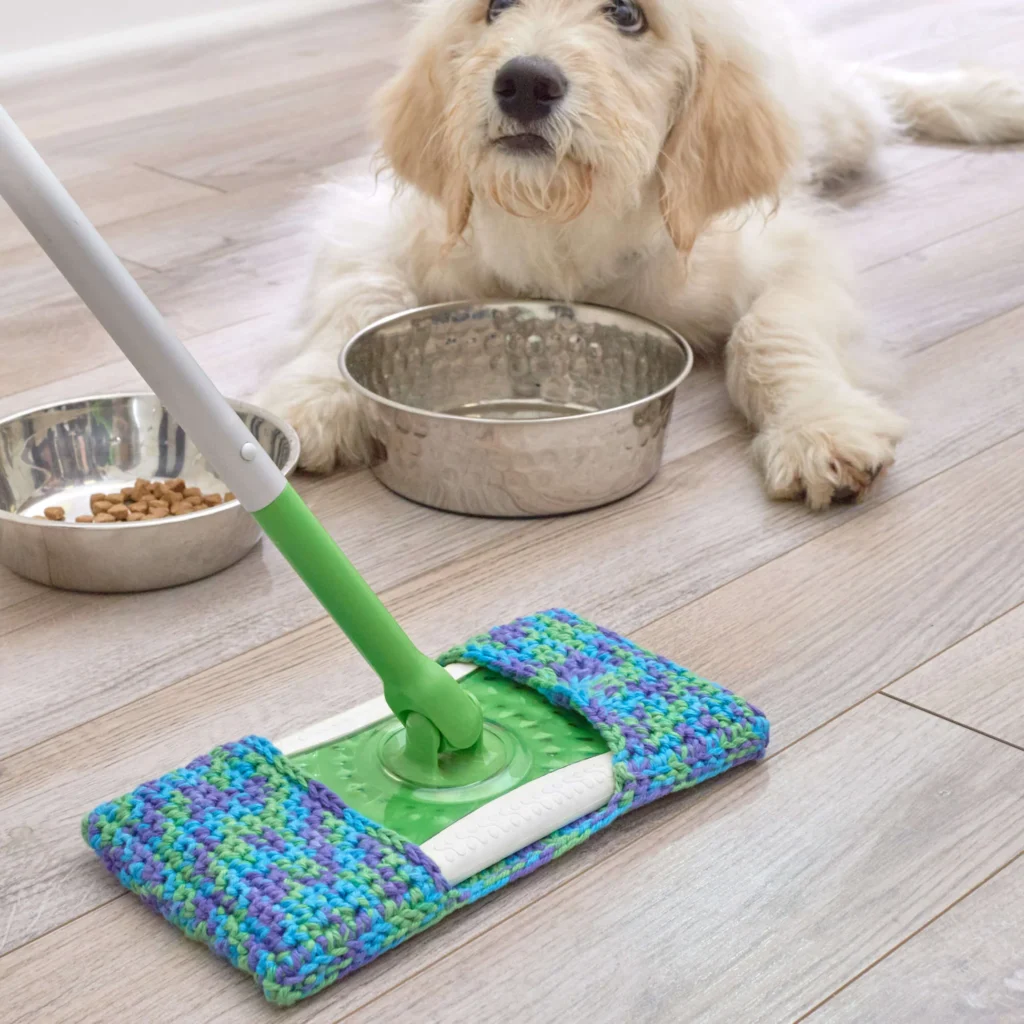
[1,1,263,56]
[0,0,350,76]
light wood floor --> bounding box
[1,2,1023,1021]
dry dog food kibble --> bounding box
[88,478,233,522]
[78,479,233,524]
[23,480,236,524]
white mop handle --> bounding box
[0,105,286,512]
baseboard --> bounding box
[0,0,368,82]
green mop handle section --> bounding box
[253,485,484,751]
[0,104,483,754]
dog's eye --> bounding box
[603,0,647,34]
[487,0,518,23]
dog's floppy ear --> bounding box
[658,44,799,253]
[374,26,473,242]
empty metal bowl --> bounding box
[0,394,299,593]
[341,301,693,516]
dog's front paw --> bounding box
[256,375,369,474]
[753,398,906,510]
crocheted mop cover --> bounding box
[84,610,769,1005]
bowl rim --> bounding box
[0,392,301,530]
[339,299,695,425]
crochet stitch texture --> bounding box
[84,610,769,1005]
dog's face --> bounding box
[376,0,797,251]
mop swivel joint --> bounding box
[384,655,485,774]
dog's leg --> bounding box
[255,275,417,473]
[724,262,906,511]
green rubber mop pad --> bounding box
[84,610,769,1006]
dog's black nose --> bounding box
[493,57,567,123]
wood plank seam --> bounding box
[134,162,228,194]
[858,196,1024,276]
[0,891,125,968]
[2,643,1008,987]
[113,256,162,275]
[884,690,1024,755]
[2,272,1015,966]
[627,424,1024,673]
[874,15,1024,66]
[0,308,275,416]
[5,695,1018,1007]
[331,870,593,1022]
[0,5,1020,1019]
[796,848,1024,1023]
[0,558,1011,964]
[333,702,1024,1023]
[1,419,1018,773]
[1,390,1018,772]
[876,596,1024,721]
[832,147,966,208]
[900,301,1024,357]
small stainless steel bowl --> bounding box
[341,301,693,517]
[0,394,299,593]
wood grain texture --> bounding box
[3,699,1023,1024]
[863,206,1024,354]
[342,699,1024,1024]
[838,147,1024,272]
[2,0,1024,1019]
[888,16,1024,72]
[0,355,741,760]
[0,467,516,745]
[0,3,405,142]
[1,425,1020,966]
[811,853,1024,1023]
[636,434,1024,752]
[0,313,282,420]
[95,166,343,273]
[8,60,397,190]
[0,244,154,321]
[886,604,1024,750]
[0,229,314,396]
[791,0,1024,61]
[0,163,220,255]
[4,293,1020,760]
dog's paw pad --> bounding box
[754,405,905,511]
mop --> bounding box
[0,105,769,1006]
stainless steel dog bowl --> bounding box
[341,301,693,516]
[0,394,299,593]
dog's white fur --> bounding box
[257,0,1024,509]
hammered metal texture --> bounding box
[342,301,692,517]
[0,394,299,592]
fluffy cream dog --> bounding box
[257,0,1024,508]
